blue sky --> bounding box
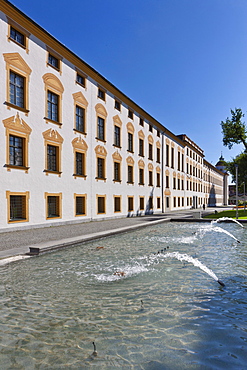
[9,0,247,169]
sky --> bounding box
[8,0,247,170]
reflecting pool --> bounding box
[0,222,247,369]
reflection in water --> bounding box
[0,222,246,369]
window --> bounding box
[114,162,121,182]
[6,191,29,223]
[9,71,24,108]
[114,125,121,147]
[148,143,153,160]
[149,196,153,210]
[46,194,62,219]
[149,124,153,132]
[139,138,144,156]
[139,117,144,126]
[127,165,133,183]
[166,197,170,209]
[157,130,160,137]
[75,105,85,133]
[139,168,144,185]
[75,152,85,176]
[171,147,174,168]
[173,197,176,208]
[95,145,107,181]
[97,196,106,214]
[128,196,134,212]
[47,144,58,172]
[128,109,133,119]
[97,157,105,179]
[9,135,24,167]
[157,172,160,187]
[8,21,29,50]
[98,87,105,101]
[76,72,86,87]
[3,113,31,172]
[178,152,180,171]
[177,178,180,190]
[75,195,86,216]
[156,147,160,163]
[46,48,62,72]
[166,144,169,166]
[173,177,176,189]
[127,122,135,152]
[10,195,26,220]
[43,128,63,176]
[48,53,59,70]
[72,136,88,178]
[73,92,88,134]
[47,90,59,122]
[128,132,133,152]
[149,170,153,186]
[97,117,105,141]
[10,25,25,46]
[114,196,121,212]
[115,100,121,111]
[157,197,161,209]
[43,73,64,125]
[139,197,145,211]
[166,175,169,188]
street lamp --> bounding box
[235,164,238,219]
[243,181,246,212]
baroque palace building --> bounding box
[0,0,228,231]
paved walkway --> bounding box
[0,207,228,261]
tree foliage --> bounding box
[221,108,247,152]
[226,152,247,186]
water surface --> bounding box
[0,222,247,369]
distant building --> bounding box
[215,154,228,205]
[0,1,227,231]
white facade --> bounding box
[0,1,227,231]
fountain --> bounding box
[151,251,225,286]
[0,221,246,369]
[213,216,244,228]
[195,223,241,243]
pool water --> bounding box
[0,222,247,369]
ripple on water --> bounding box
[0,222,247,368]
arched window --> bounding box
[43,73,64,125]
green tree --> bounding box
[221,108,247,152]
[226,152,247,186]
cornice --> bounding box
[3,112,32,134]
[42,128,63,143]
[72,136,88,151]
